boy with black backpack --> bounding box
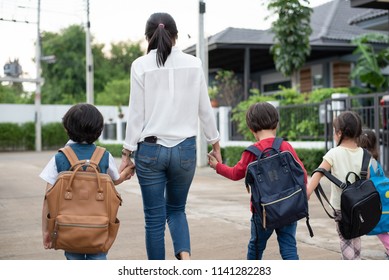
[208,102,308,260]
[40,103,134,260]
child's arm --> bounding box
[42,183,52,249]
[307,160,331,199]
[208,151,254,181]
[114,165,135,185]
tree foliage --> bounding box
[351,33,389,92]
[211,70,243,107]
[231,89,275,141]
[95,79,130,107]
[267,0,312,77]
[40,24,144,104]
[41,25,89,104]
[0,83,33,104]
[108,41,144,80]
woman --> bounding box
[119,12,221,260]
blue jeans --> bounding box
[135,137,196,260]
[64,252,107,260]
[247,213,299,260]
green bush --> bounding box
[0,123,24,150]
[294,148,325,174]
[223,146,246,166]
[42,123,68,150]
[0,122,69,151]
[21,122,35,150]
[96,143,123,158]
[309,87,351,103]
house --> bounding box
[184,0,389,99]
[349,9,389,31]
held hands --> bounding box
[118,157,136,181]
[207,153,219,170]
[208,142,222,170]
[122,165,135,179]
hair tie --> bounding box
[158,23,165,28]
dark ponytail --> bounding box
[145,13,178,67]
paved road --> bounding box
[0,151,385,260]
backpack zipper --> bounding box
[261,188,302,228]
[56,222,108,229]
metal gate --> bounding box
[323,92,389,173]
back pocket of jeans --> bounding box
[179,144,196,171]
[136,143,160,167]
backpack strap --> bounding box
[245,137,283,158]
[311,168,344,221]
[312,168,345,189]
[314,183,337,220]
[371,159,385,177]
[360,148,371,180]
[245,145,262,158]
[59,146,80,167]
[90,146,106,166]
[59,145,105,172]
[272,137,283,151]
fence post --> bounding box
[331,93,348,116]
[219,106,231,144]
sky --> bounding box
[0,0,333,89]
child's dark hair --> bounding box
[62,103,104,144]
[333,111,362,146]
[246,102,279,132]
[358,129,379,160]
[145,12,178,67]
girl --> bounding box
[307,111,365,260]
[358,129,389,260]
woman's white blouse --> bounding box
[123,46,220,151]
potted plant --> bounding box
[208,85,219,108]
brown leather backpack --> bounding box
[45,146,122,254]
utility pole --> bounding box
[196,0,208,167]
[85,0,94,104]
[35,0,42,152]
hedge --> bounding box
[0,122,68,151]
[0,123,324,173]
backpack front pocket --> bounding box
[53,215,109,253]
[261,186,306,229]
